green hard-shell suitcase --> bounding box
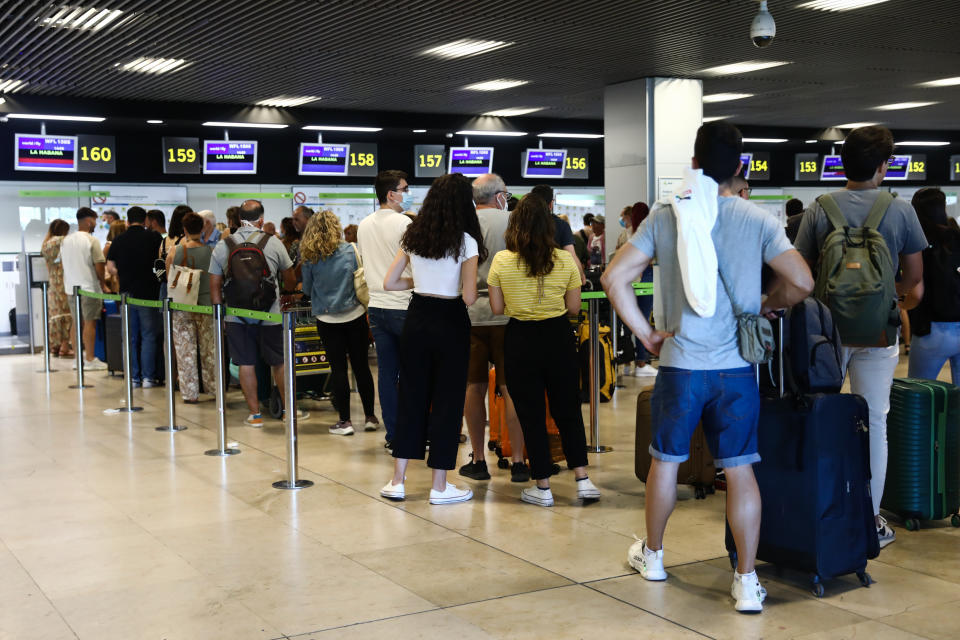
[883,378,960,530]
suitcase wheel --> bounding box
[811,582,825,598]
[951,514,960,528]
[694,486,706,500]
[487,440,498,452]
[905,518,920,532]
[459,433,467,444]
[857,571,873,588]
[269,386,283,420]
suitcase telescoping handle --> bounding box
[756,311,787,398]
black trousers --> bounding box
[316,314,376,422]
[504,315,589,480]
[393,294,470,470]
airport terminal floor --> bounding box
[2,350,959,640]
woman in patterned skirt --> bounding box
[40,219,73,357]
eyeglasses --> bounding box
[498,190,513,199]
[391,186,410,193]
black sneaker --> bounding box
[511,461,531,483]
[384,440,393,451]
[459,455,491,480]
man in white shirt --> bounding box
[61,207,108,370]
[358,170,413,448]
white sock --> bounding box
[735,570,757,581]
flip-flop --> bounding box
[59,351,75,358]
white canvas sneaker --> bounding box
[628,537,667,581]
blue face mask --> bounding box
[619,218,627,228]
[401,191,415,211]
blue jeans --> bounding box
[129,307,161,383]
[650,366,761,468]
[368,307,407,441]
[908,321,960,383]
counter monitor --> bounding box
[795,153,820,182]
[885,155,910,181]
[163,137,201,174]
[299,143,350,176]
[448,147,494,176]
[739,153,753,179]
[523,149,567,179]
[203,140,258,174]
[907,154,927,181]
[821,155,846,181]
[951,155,960,182]
[15,134,78,172]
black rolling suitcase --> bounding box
[725,310,878,597]
[104,312,123,375]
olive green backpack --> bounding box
[813,192,899,347]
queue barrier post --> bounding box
[37,281,56,373]
[586,297,612,454]
[206,303,240,456]
[274,309,313,490]
[107,293,143,413]
[68,286,92,389]
[156,298,186,432]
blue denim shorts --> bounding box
[649,366,761,469]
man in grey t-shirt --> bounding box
[794,125,926,550]
[603,122,813,613]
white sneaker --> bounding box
[380,480,405,501]
[521,486,554,507]
[877,515,896,549]
[634,364,658,377]
[731,571,766,613]
[83,358,108,371]
[576,477,602,500]
[281,408,310,421]
[628,537,667,581]
[429,483,473,505]
[329,421,355,436]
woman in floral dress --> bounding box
[40,219,73,357]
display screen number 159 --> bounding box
[168,148,197,163]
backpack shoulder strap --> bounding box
[224,235,237,252]
[816,194,848,232]
[864,191,895,230]
[255,232,270,249]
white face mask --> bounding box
[496,193,508,210]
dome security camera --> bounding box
[751,1,776,48]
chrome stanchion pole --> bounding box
[206,303,239,456]
[156,298,186,432]
[586,298,612,453]
[37,281,56,373]
[109,293,143,413]
[69,286,92,389]
[274,309,312,490]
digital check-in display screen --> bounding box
[203,140,258,174]
[740,153,753,179]
[523,149,567,179]
[448,147,494,176]
[821,155,846,181]
[299,143,350,176]
[885,155,910,180]
[15,134,78,172]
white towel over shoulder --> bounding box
[666,167,719,318]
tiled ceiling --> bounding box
[1,0,959,129]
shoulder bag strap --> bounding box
[351,242,362,268]
[817,194,848,232]
[864,191,895,230]
[717,263,744,318]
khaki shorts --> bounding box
[468,325,506,386]
[67,294,102,322]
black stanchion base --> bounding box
[273,479,314,490]
[69,384,94,389]
[104,407,144,414]
[156,425,187,432]
[586,445,614,454]
[205,448,241,456]
[37,369,59,373]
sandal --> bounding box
[59,350,75,358]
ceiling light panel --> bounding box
[0,79,27,93]
[702,115,732,123]
[202,121,287,129]
[895,141,950,147]
[423,39,512,59]
[537,133,604,139]
[835,122,880,128]
[873,101,939,110]
[700,61,790,76]
[796,0,891,11]
[919,77,960,88]
[255,96,321,107]
[743,138,788,143]
[40,5,124,31]
[703,93,753,103]
[482,107,544,117]
[455,130,527,137]
[6,113,104,122]
[302,125,382,132]
[120,57,188,74]
[463,79,528,91]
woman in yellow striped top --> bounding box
[487,194,601,507]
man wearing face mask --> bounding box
[358,170,414,449]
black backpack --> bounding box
[223,232,276,312]
[923,240,960,321]
[759,298,844,397]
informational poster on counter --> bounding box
[89,184,188,243]
[291,186,378,228]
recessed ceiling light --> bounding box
[255,96,321,107]
[537,133,604,139]
[202,121,288,129]
[703,93,753,103]
[702,116,732,123]
[120,57,188,75]
[873,101,939,111]
[895,141,950,147]
[6,113,104,122]
[796,0,891,11]
[455,130,527,137]
[482,107,544,117]
[423,39,511,59]
[302,125,382,132]
[463,79,528,92]
[412,129,427,133]
[835,122,880,128]
[146,119,163,124]
[699,61,790,76]
[40,6,124,31]
[805,139,818,143]
[743,138,788,143]
[918,77,960,88]
[0,79,27,93]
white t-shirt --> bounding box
[410,233,479,297]
[61,231,105,293]
[357,208,412,310]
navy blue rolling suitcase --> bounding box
[726,317,879,597]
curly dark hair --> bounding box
[505,194,557,278]
[401,173,487,264]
